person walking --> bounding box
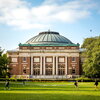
[74,81,78,88]
[94,80,99,90]
[5,80,10,90]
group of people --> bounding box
[4,80,99,90]
[74,80,99,89]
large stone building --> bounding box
[7,31,81,79]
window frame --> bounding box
[58,57,65,63]
[33,57,40,63]
[23,57,27,62]
[72,57,76,62]
[46,57,53,63]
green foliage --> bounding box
[81,36,100,78]
[0,49,11,78]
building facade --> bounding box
[7,31,81,79]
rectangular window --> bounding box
[71,47,76,49]
[22,47,27,50]
[33,57,40,63]
[46,47,52,49]
[12,58,17,62]
[72,69,75,74]
[72,57,76,62]
[46,57,52,63]
[23,57,27,62]
[59,47,65,49]
[33,69,40,75]
[45,69,52,75]
[58,69,65,75]
[58,57,65,63]
[23,69,26,74]
[33,47,40,49]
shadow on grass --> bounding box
[0,87,99,92]
[0,92,100,100]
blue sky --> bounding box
[0,0,100,51]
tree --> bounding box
[81,36,100,78]
[0,48,11,78]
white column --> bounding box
[65,56,67,75]
[56,56,58,75]
[43,56,45,75]
[40,56,42,75]
[53,56,55,75]
[31,56,33,75]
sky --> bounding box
[0,0,100,51]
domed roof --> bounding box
[26,31,73,45]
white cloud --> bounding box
[0,0,98,30]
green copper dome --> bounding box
[26,31,73,44]
[19,31,79,47]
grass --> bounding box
[0,81,100,100]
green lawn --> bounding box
[0,81,100,100]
